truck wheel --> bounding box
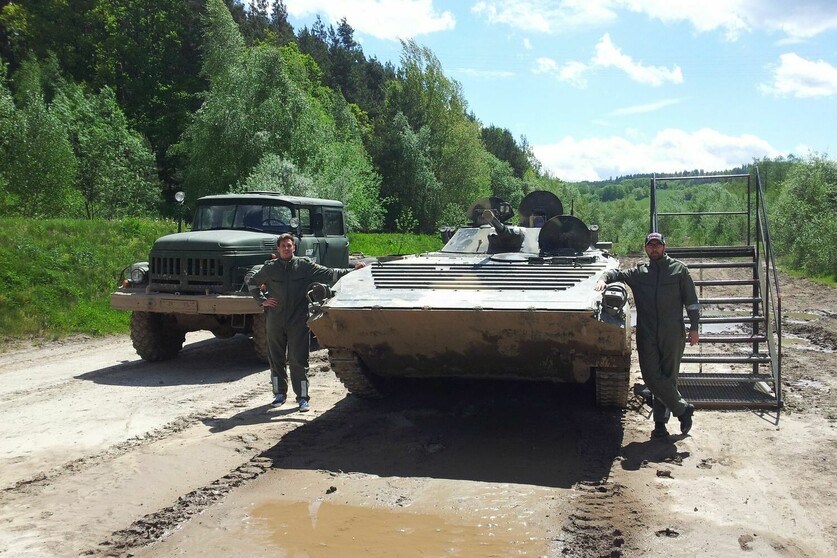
[130,312,185,362]
[252,313,269,363]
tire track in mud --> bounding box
[0,336,226,404]
[84,399,341,557]
[553,405,637,558]
[89,455,277,557]
[0,387,265,499]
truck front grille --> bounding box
[150,256,225,293]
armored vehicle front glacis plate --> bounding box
[308,191,632,407]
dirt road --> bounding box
[1,270,836,557]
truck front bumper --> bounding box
[110,290,262,315]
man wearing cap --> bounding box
[595,232,700,438]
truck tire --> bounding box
[130,312,186,362]
[252,313,269,363]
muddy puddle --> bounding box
[251,498,543,557]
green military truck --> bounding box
[111,192,351,362]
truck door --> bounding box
[321,207,349,267]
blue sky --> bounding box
[282,0,836,181]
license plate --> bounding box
[159,298,198,312]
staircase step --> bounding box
[700,296,762,304]
[699,334,768,344]
[679,373,775,384]
[699,315,766,324]
[687,261,756,270]
[694,279,757,287]
[682,353,771,364]
[678,374,778,409]
[665,245,755,258]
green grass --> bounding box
[348,232,443,257]
[0,219,444,346]
[0,217,177,344]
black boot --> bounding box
[679,404,695,434]
[652,422,669,438]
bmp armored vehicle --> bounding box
[111,192,350,362]
[308,191,632,407]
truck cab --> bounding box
[111,192,350,362]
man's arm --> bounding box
[245,265,266,303]
[307,260,367,285]
[594,268,628,292]
[681,268,701,346]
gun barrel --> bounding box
[482,209,506,233]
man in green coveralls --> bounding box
[247,233,366,412]
[595,232,700,438]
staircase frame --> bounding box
[649,169,782,413]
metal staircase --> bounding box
[649,169,782,412]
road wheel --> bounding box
[251,313,269,363]
[130,312,185,362]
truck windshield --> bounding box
[192,203,294,233]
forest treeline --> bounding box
[0,0,835,279]
[0,0,549,232]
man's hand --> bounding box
[688,329,699,346]
[354,261,367,270]
[262,297,278,308]
[594,279,607,292]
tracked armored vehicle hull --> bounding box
[308,192,632,407]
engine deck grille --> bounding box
[370,262,607,290]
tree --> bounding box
[481,125,532,179]
[374,40,491,232]
[772,155,837,278]
[382,112,440,231]
[486,154,524,207]
[268,0,295,46]
[231,154,314,196]
[90,0,205,188]
[0,60,79,217]
[172,0,383,230]
[0,57,14,212]
[52,80,160,218]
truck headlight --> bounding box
[130,267,147,283]
[120,262,149,288]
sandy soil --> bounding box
[0,269,835,557]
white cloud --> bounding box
[532,34,682,87]
[558,60,591,87]
[284,0,455,40]
[593,33,683,85]
[533,128,782,181]
[760,53,837,98]
[533,57,560,74]
[608,98,683,116]
[470,0,837,41]
[471,0,618,33]
[617,0,750,40]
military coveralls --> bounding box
[247,257,354,402]
[601,255,700,422]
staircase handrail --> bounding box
[754,165,782,407]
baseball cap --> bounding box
[645,232,665,245]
